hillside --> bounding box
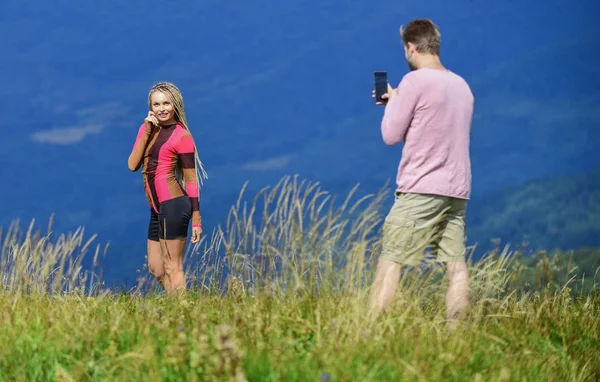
[467,170,600,253]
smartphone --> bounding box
[374,71,388,104]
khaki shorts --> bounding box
[381,192,467,265]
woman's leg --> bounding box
[147,239,165,285]
[158,196,192,294]
[160,237,187,294]
[147,208,166,286]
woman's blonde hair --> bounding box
[148,82,208,187]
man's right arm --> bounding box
[381,76,419,146]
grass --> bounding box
[1,175,599,381]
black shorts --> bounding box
[148,196,192,241]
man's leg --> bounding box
[369,257,402,319]
[435,198,471,326]
[369,193,445,319]
[446,260,471,324]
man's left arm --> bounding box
[381,77,418,146]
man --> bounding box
[369,19,474,326]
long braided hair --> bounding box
[148,82,208,188]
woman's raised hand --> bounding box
[144,111,159,130]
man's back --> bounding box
[381,68,474,199]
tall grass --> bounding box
[1,175,599,381]
[0,216,106,296]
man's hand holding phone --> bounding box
[372,84,396,106]
[373,71,396,106]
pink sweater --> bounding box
[381,68,474,200]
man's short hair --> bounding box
[400,19,441,56]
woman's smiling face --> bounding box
[150,91,176,125]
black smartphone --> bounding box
[374,71,388,104]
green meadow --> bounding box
[1,177,598,381]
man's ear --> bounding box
[406,42,416,56]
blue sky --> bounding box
[0,0,598,284]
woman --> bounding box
[128,82,207,294]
